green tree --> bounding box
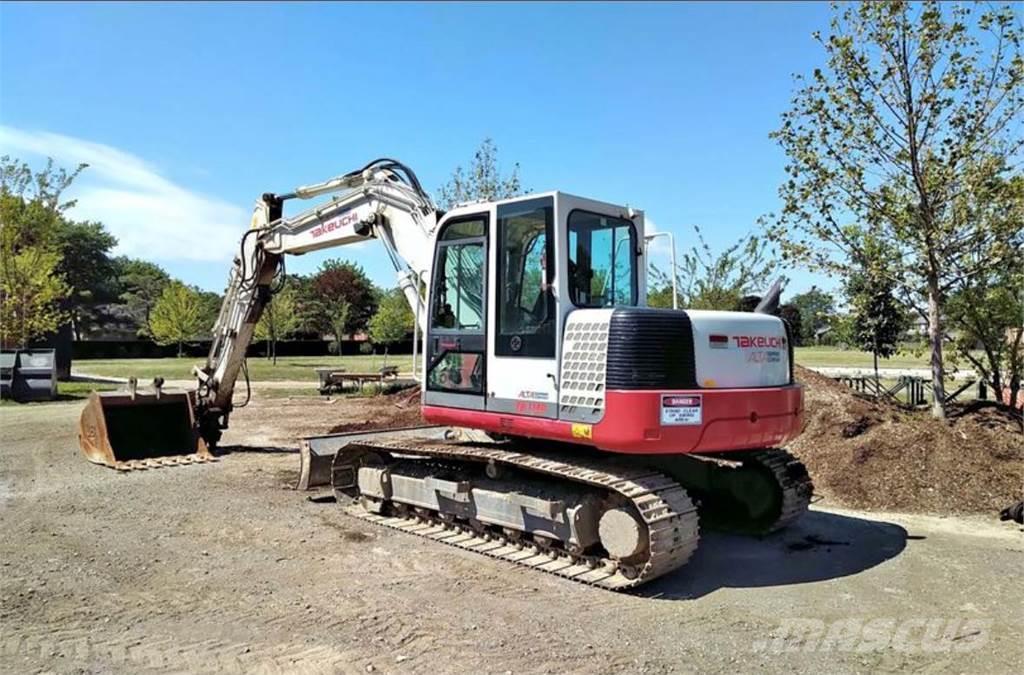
[0,155,86,212]
[944,175,1024,408]
[0,245,67,348]
[648,225,776,310]
[150,282,206,357]
[845,237,911,381]
[254,284,301,364]
[53,219,118,339]
[437,138,523,210]
[310,260,378,346]
[281,273,319,336]
[790,287,837,344]
[777,304,805,347]
[768,1,1023,418]
[368,288,414,367]
[0,156,83,347]
[196,289,222,339]
[115,257,172,337]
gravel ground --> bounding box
[1,395,1022,674]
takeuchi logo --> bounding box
[732,335,787,349]
[311,211,360,238]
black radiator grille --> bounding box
[605,308,698,389]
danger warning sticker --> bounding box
[661,394,702,426]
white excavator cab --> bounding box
[422,192,646,417]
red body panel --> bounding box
[422,385,803,455]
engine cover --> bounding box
[423,307,803,456]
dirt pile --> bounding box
[790,366,1023,515]
[328,388,424,433]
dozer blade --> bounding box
[297,426,491,490]
[78,389,213,471]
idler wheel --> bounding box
[598,507,648,561]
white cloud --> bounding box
[0,126,246,262]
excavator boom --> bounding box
[79,159,438,468]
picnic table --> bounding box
[316,366,400,395]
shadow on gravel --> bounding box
[215,445,298,455]
[639,509,909,600]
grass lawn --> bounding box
[73,354,416,383]
[794,346,932,369]
[72,348,967,385]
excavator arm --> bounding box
[80,159,441,464]
[195,159,439,446]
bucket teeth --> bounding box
[107,453,216,472]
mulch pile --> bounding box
[790,366,1023,515]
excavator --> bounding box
[78,159,812,590]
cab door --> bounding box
[423,213,489,410]
[486,196,559,418]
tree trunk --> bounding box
[873,346,879,387]
[272,338,278,366]
[383,346,389,369]
[926,277,946,419]
[177,340,183,358]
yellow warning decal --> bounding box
[571,423,593,439]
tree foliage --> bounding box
[648,225,776,310]
[789,286,838,344]
[254,283,301,364]
[0,155,86,212]
[0,157,80,347]
[0,245,67,348]
[368,288,414,366]
[778,304,804,346]
[310,260,378,341]
[53,219,119,339]
[943,175,1023,408]
[149,282,206,356]
[436,138,523,210]
[768,1,1023,417]
[844,236,911,379]
[115,257,172,337]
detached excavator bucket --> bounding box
[78,387,213,471]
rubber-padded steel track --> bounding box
[332,440,700,591]
[744,449,813,533]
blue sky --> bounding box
[0,1,834,296]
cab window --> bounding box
[496,197,555,357]
[567,210,637,307]
[431,218,485,332]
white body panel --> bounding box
[686,310,790,388]
[484,193,553,410]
